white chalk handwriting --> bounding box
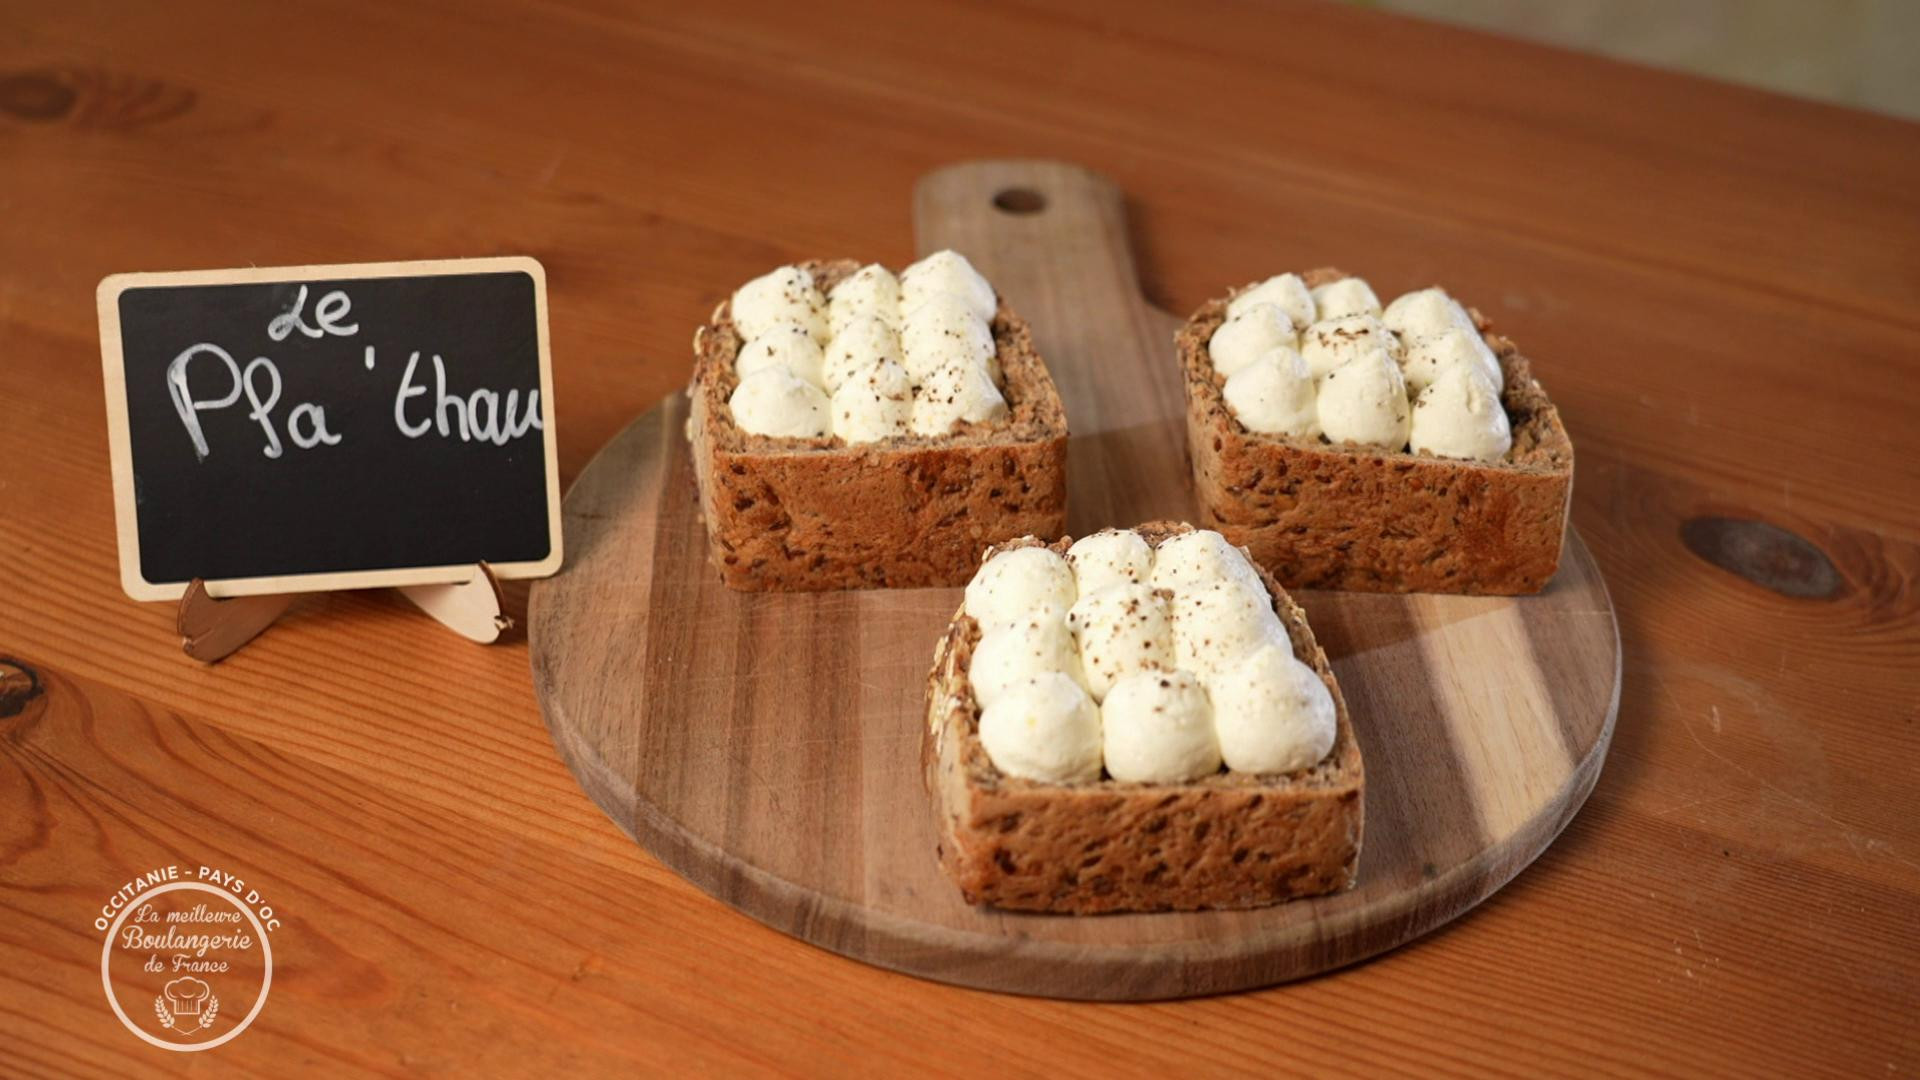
[267,285,359,342]
[393,351,542,445]
[165,285,540,460]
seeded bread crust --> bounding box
[923,521,1363,914]
[688,259,1069,591]
[1177,267,1575,595]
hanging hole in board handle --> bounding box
[992,188,1047,215]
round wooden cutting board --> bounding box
[529,161,1620,1000]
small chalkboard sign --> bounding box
[98,257,561,602]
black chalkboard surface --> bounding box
[98,257,561,600]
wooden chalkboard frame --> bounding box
[97,256,562,601]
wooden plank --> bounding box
[529,161,1621,998]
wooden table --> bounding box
[2,1,1915,1074]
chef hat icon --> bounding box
[164,976,212,1015]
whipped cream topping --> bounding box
[1149,528,1267,596]
[732,265,829,343]
[964,547,1076,629]
[1208,303,1298,378]
[1401,325,1504,397]
[962,529,1337,785]
[1223,348,1320,439]
[977,671,1104,783]
[910,356,1008,435]
[902,249,996,323]
[1310,277,1382,321]
[727,368,830,438]
[1101,671,1222,783]
[1169,578,1288,681]
[822,314,902,393]
[1227,273,1316,331]
[1067,582,1175,701]
[970,607,1087,708]
[728,255,1007,442]
[1300,314,1404,381]
[1208,642,1336,774]
[1209,274,1514,462]
[1383,287,1477,343]
[1409,362,1513,462]
[1065,529,1154,595]
[737,323,827,388]
[830,357,913,443]
[1318,345,1411,450]
[828,264,901,335]
[900,292,997,383]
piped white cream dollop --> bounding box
[1208,303,1298,378]
[901,249,996,323]
[827,264,901,336]
[821,315,902,393]
[1205,642,1336,774]
[900,293,997,384]
[829,358,912,444]
[1317,346,1411,450]
[1409,363,1512,462]
[737,324,827,388]
[977,672,1103,783]
[909,359,1008,435]
[731,265,828,343]
[1310,277,1382,320]
[1066,583,1174,702]
[1300,314,1404,381]
[965,547,1076,630]
[1148,529,1267,597]
[1100,670,1222,783]
[1227,273,1315,330]
[969,607,1087,707]
[1383,287,1476,343]
[1065,529,1154,596]
[1169,578,1288,681]
[728,368,830,438]
[1401,325,1504,397]
[1222,347,1321,438]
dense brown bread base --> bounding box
[688,259,1069,591]
[1176,268,1575,595]
[923,522,1364,914]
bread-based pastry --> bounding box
[924,522,1363,914]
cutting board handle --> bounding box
[912,160,1194,530]
[912,160,1144,311]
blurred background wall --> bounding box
[1367,0,1920,121]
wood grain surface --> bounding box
[1,0,1917,1074]
[531,160,1620,998]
